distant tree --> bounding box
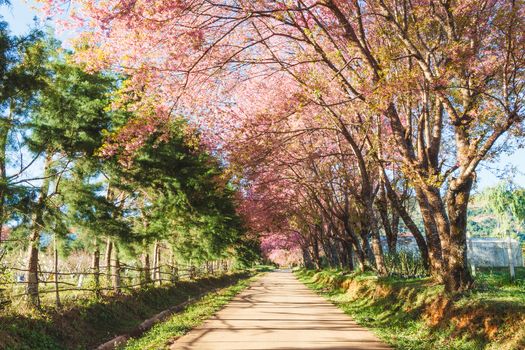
[482,181,525,236]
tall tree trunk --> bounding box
[26,217,42,308]
[53,234,61,308]
[143,252,151,284]
[104,238,113,287]
[152,241,159,284]
[320,235,334,268]
[341,240,354,271]
[25,153,52,308]
[377,185,396,253]
[302,246,314,269]
[311,236,321,269]
[156,245,162,285]
[92,238,101,298]
[169,250,177,283]
[365,197,387,275]
[421,187,451,263]
[414,187,444,275]
[342,218,365,271]
[444,176,474,292]
[330,239,340,268]
[112,243,121,294]
[391,210,400,252]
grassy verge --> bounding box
[0,272,252,350]
[296,268,525,350]
[122,274,258,350]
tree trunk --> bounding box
[169,250,178,283]
[25,153,52,309]
[92,238,101,298]
[391,210,400,252]
[364,192,389,276]
[302,246,314,269]
[143,252,151,284]
[330,239,340,268]
[112,243,121,294]
[311,236,321,269]
[414,187,444,276]
[369,226,387,275]
[25,235,40,308]
[342,219,365,271]
[104,238,113,287]
[152,241,159,284]
[320,236,334,268]
[157,245,162,285]
[444,177,474,292]
[54,234,61,308]
[421,187,451,264]
[376,185,396,253]
[341,240,354,271]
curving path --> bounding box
[170,271,391,350]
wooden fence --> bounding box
[0,258,233,308]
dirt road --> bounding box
[171,271,391,350]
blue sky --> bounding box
[2,0,524,191]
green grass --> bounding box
[122,275,257,350]
[468,267,525,302]
[296,268,525,350]
[0,272,252,350]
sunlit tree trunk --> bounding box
[92,237,101,298]
[152,241,159,284]
[25,153,52,309]
[302,246,314,269]
[104,238,112,288]
[376,185,396,253]
[444,176,474,292]
[311,235,321,269]
[143,252,151,285]
[112,243,121,294]
[53,234,61,308]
